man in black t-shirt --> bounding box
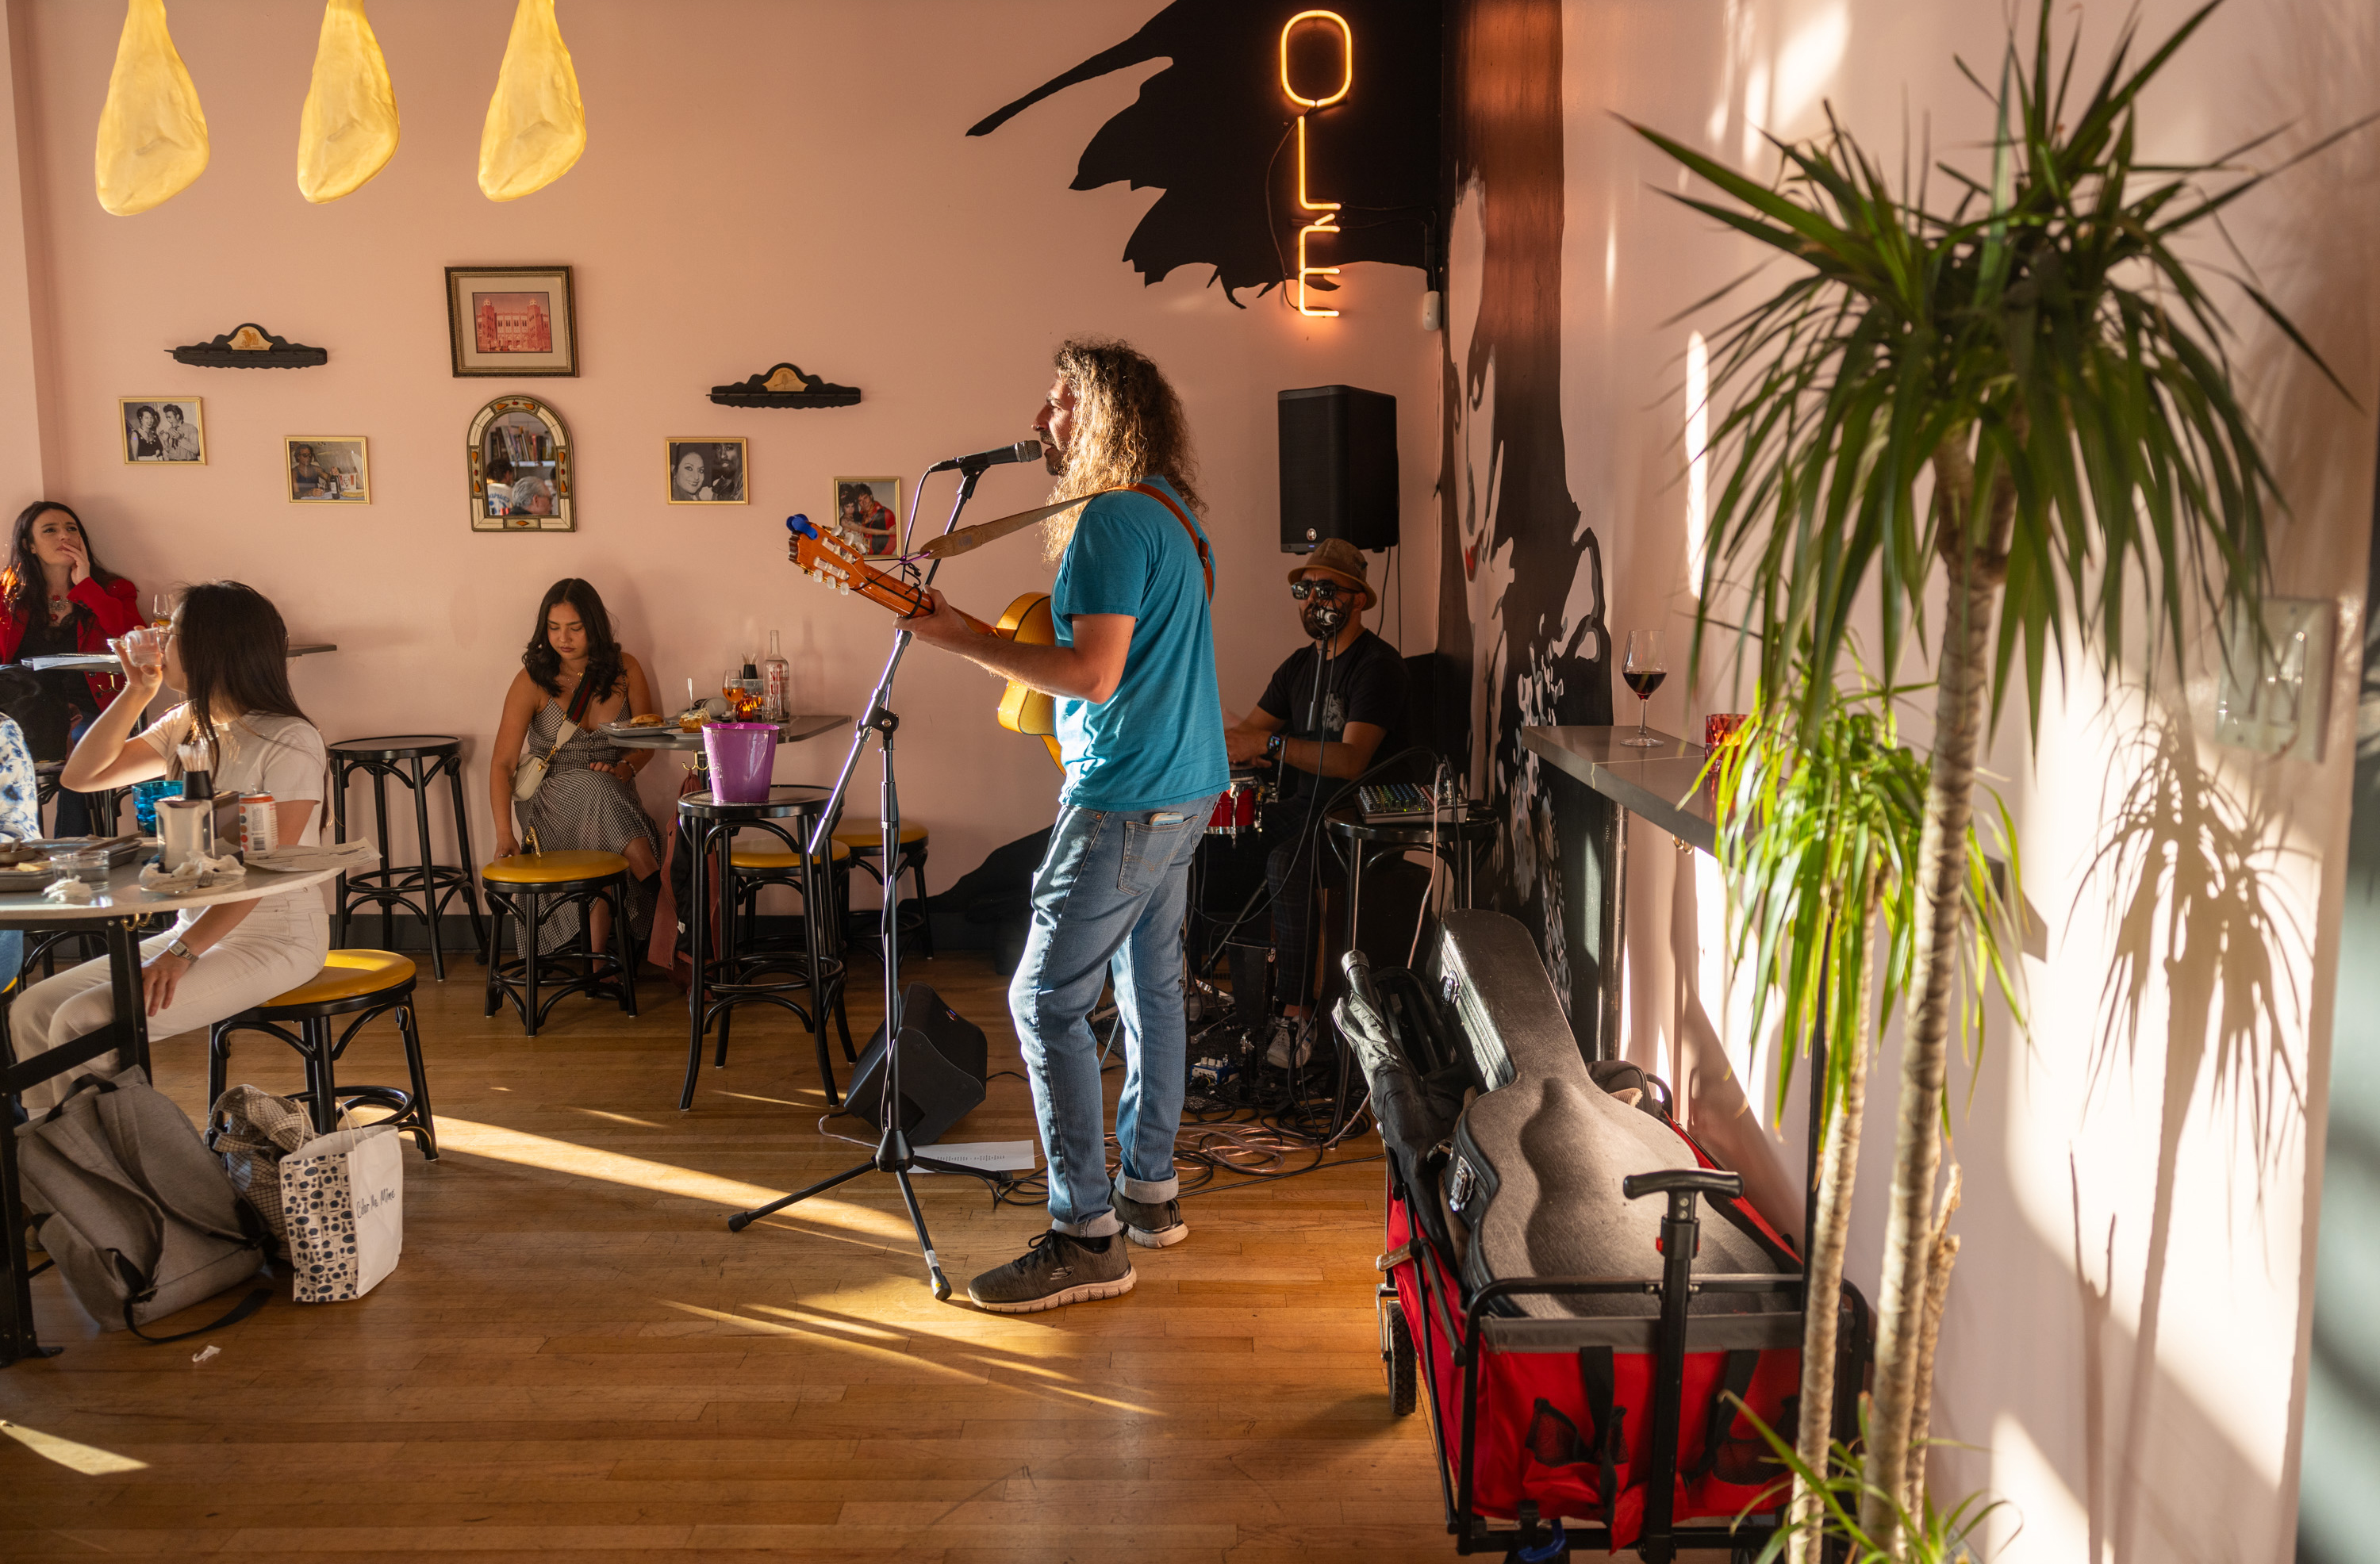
[1226,539,1409,1067]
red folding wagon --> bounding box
[1338,910,1870,1562]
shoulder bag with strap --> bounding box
[512,673,604,802]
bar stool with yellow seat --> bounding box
[729,833,855,1077]
[480,849,638,1037]
[835,820,934,958]
[205,949,437,1160]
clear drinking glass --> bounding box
[116,626,163,672]
[1621,631,1667,748]
[150,590,174,630]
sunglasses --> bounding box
[1289,579,1350,602]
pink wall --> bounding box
[5,0,1441,886]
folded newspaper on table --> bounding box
[243,840,380,875]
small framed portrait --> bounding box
[831,476,903,555]
[120,397,205,464]
[444,264,578,377]
[467,393,573,531]
[285,437,370,504]
[665,439,747,505]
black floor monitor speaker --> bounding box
[1280,384,1398,553]
[843,983,988,1147]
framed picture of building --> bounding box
[469,394,573,531]
[444,264,578,377]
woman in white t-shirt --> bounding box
[13,581,330,1112]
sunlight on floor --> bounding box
[432,1114,912,1241]
[0,1419,147,1474]
[662,1298,1165,1416]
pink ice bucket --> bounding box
[701,723,777,803]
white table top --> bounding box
[605,713,850,752]
[0,858,340,924]
[17,642,338,673]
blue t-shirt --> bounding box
[1050,477,1227,812]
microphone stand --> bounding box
[725,454,1014,1300]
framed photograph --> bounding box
[831,476,903,555]
[468,394,573,531]
[665,438,747,504]
[285,437,370,504]
[444,264,577,377]
[120,397,205,464]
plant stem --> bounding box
[1860,439,2010,1557]
[1787,882,1879,1564]
[1903,1166,1964,1515]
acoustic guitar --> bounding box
[785,515,1064,766]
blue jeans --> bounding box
[1009,795,1215,1236]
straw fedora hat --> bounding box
[1288,537,1376,610]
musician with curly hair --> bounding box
[904,336,1226,1312]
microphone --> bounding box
[927,439,1044,475]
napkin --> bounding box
[140,853,244,891]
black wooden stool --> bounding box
[330,735,487,981]
[206,950,437,1160]
[481,850,638,1035]
[677,786,843,1110]
[731,834,856,1075]
[835,821,934,957]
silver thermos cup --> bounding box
[158,796,214,871]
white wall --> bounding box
[1545,0,2374,1555]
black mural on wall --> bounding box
[1438,0,1612,1022]
[968,0,1440,303]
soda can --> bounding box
[240,794,278,856]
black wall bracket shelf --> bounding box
[708,362,861,408]
[169,323,327,368]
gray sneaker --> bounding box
[966,1230,1135,1313]
[1265,1014,1311,1069]
[1112,1175,1188,1248]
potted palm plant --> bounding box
[1635,2,2349,1551]
[1713,680,2020,1562]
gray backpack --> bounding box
[15,1065,269,1338]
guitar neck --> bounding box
[798,542,993,634]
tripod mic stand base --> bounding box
[725,1149,954,1301]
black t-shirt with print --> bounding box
[1256,628,1410,805]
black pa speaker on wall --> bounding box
[841,983,988,1147]
[1280,384,1399,554]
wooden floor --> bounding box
[0,948,1459,1562]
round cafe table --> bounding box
[0,856,344,1367]
[601,713,850,755]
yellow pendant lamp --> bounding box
[94,0,208,216]
[478,0,583,201]
[297,0,398,203]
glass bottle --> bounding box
[761,631,791,722]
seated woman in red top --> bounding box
[0,501,143,835]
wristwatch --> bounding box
[164,939,194,963]
[1265,732,1285,762]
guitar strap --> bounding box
[1126,483,1214,601]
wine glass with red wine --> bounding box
[1621,631,1666,747]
